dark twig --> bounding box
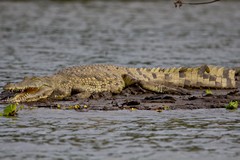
[174,0,221,8]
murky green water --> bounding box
[0,0,240,159]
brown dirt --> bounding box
[1,75,239,111]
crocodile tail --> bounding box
[161,65,236,89]
[126,65,236,89]
[206,65,236,88]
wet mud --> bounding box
[1,73,239,111]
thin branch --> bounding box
[174,0,221,8]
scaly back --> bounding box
[56,64,236,89]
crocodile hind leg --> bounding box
[139,81,190,95]
[122,74,189,95]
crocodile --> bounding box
[2,64,236,103]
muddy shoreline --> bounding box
[1,73,239,111]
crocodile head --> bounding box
[3,76,54,103]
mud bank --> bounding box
[1,74,239,111]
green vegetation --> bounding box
[205,89,213,96]
[0,104,24,117]
[225,101,239,110]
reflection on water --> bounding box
[0,0,240,159]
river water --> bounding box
[0,0,239,159]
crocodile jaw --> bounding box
[3,82,54,103]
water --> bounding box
[0,0,240,159]
[1,109,240,160]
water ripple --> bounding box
[0,0,240,159]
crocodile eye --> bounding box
[31,77,41,81]
[23,76,31,80]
